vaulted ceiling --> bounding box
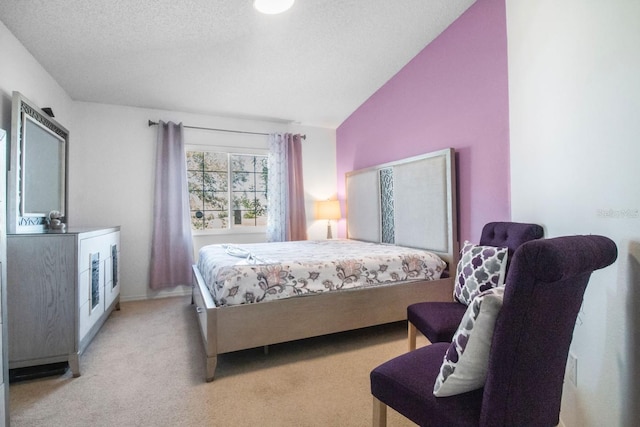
[0,0,475,128]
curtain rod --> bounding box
[147,120,306,139]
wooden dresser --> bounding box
[7,227,120,377]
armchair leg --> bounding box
[373,397,387,427]
[408,322,417,351]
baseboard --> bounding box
[120,286,192,302]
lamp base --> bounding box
[326,221,333,239]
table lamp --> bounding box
[315,200,341,239]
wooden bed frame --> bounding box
[192,148,458,381]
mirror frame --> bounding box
[8,91,69,234]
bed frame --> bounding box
[192,148,458,381]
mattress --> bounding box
[197,239,447,307]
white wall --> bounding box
[0,19,337,302]
[0,21,73,135]
[506,1,640,426]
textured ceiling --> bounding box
[0,0,475,128]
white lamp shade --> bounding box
[254,0,295,14]
[315,200,341,220]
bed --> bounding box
[192,148,458,381]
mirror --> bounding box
[8,91,69,233]
[22,115,66,215]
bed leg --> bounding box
[408,322,417,351]
[263,345,269,355]
[205,355,217,382]
[373,397,387,427]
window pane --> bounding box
[231,172,254,191]
[203,171,227,192]
[232,193,267,225]
[254,211,267,226]
[186,152,205,171]
[204,211,227,229]
[204,191,228,211]
[256,193,268,212]
[257,156,268,192]
[253,193,268,226]
[188,171,204,192]
[203,152,227,171]
[231,154,255,171]
[189,191,204,211]
[232,210,267,227]
[231,193,243,210]
[256,174,267,193]
[190,211,204,230]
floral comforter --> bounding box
[197,239,446,307]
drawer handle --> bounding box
[196,306,203,314]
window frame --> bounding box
[186,143,269,236]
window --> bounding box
[186,150,268,231]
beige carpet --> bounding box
[9,296,428,426]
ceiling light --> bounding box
[253,0,295,15]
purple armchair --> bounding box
[407,222,544,350]
[371,235,617,427]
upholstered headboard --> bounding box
[345,148,458,266]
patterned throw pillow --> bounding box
[454,241,508,305]
[433,286,505,397]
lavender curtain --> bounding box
[149,121,194,289]
[267,133,308,242]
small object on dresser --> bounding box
[48,210,66,232]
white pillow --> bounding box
[454,240,508,305]
[433,286,505,397]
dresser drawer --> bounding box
[79,235,110,275]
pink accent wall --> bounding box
[336,0,510,243]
